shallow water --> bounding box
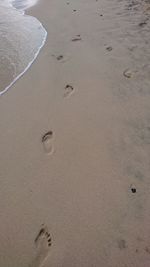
[9,0,39,10]
[0,0,47,95]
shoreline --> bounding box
[0,0,150,266]
[8,0,39,12]
[0,0,47,96]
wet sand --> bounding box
[0,0,150,266]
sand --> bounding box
[0,0,150,266]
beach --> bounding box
[0,0,150,266]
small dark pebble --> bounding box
[100,14,103,16]
[73,9,77,12]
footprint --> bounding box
[138,18,148,27]
[117,239,127,250]
[123,68,137,78]
[51,54,64,61]
[145,247,150,254]
[106,46,112,51]
[42,131,54,155]
[71,35,82,42]
[64,84,74,98]
[56,55,64,61]
[52,54,70,63]
[30,226,52,267]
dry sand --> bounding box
[1,0,150,266]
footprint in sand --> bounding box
[138,20,148,27]
[71,35,82,42]
[30,226,52,267]
[64,84,74,98]
[123,68,138,78]
[56,55,64,61]
[51,54,70,63]
[51,54,64,61]
[42,131,54,155]
[106,46,113,51]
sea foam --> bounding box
[0,0,47,95]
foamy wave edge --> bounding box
[0,0,47,96]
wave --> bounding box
[0,0,47,95]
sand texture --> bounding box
[0,0,150,266]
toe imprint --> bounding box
[30,226,52,267]
[34,226,52,247]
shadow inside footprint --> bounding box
[64,84,74,98]
[42,131,54,155]
[138,19,148,27]
[34,228,45,244]
[106,46,112,51]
